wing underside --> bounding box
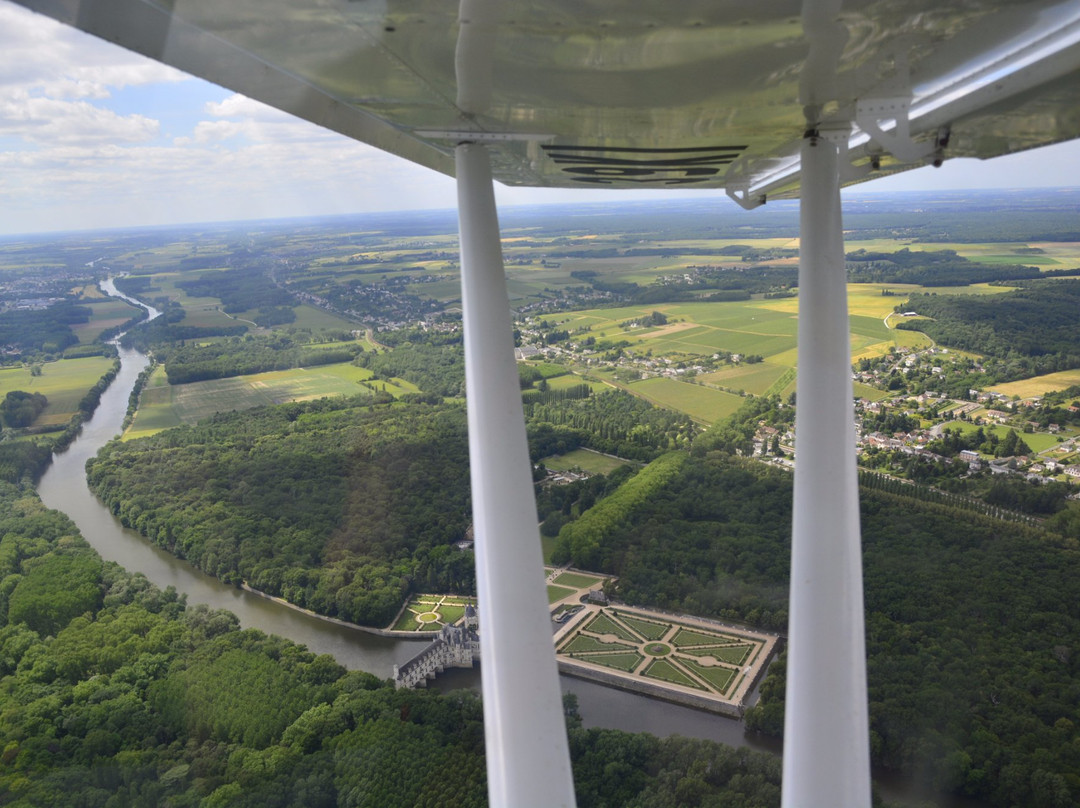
[12,0,1080,199]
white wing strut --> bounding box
[782,129,871,807]
[456,142,577,808]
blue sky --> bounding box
[1,1,1079,236]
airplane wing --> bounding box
[11,0,1080,202]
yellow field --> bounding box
[990,370,1080,399]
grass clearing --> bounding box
[289,305,359,332]
[0,357,116,426]
[542,448,632,475]
[547,584,576,603]
[937,420,1063,454]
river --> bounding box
[35,282,979,805]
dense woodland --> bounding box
[175,266,293,315]
[0,300,90,358]
[158,334,362,384]
[524,389,697,460]
[87,398,475,627]
[845,249,1044,286]
[897,281,1080,377]
[355,339,466,398]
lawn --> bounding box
[547,584,576,604]
[0,357,116,426]
[679,644,754,665]
[642,659,704,690]
[584,612,638,642]
[580,653,643,673]
[614,612,670,641]
[681,659,737,693]
[671,627,739,648]
[552,571,605,590]
[626,377,744,424]
[542,448,632,475]
[563,634,636,654]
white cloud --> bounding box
[0,4,185,98]
[0,90,159,145]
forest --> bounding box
[845,249,1044,286]
[158,334,362,384]
[0,299,90,358]
[87,398,475,627]
[896,281,1080,375]
[175,266,293,314]
[0,465,790,807]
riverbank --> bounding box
[238,582,425,640]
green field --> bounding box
[126,362,419,439]
[542,448,632,475]
[0,357,116,426]
[553,287,961,420]
[288,305,361,333]
[626,378,744,424]
[699,362,789,395]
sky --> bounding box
[2,2,1079,237]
